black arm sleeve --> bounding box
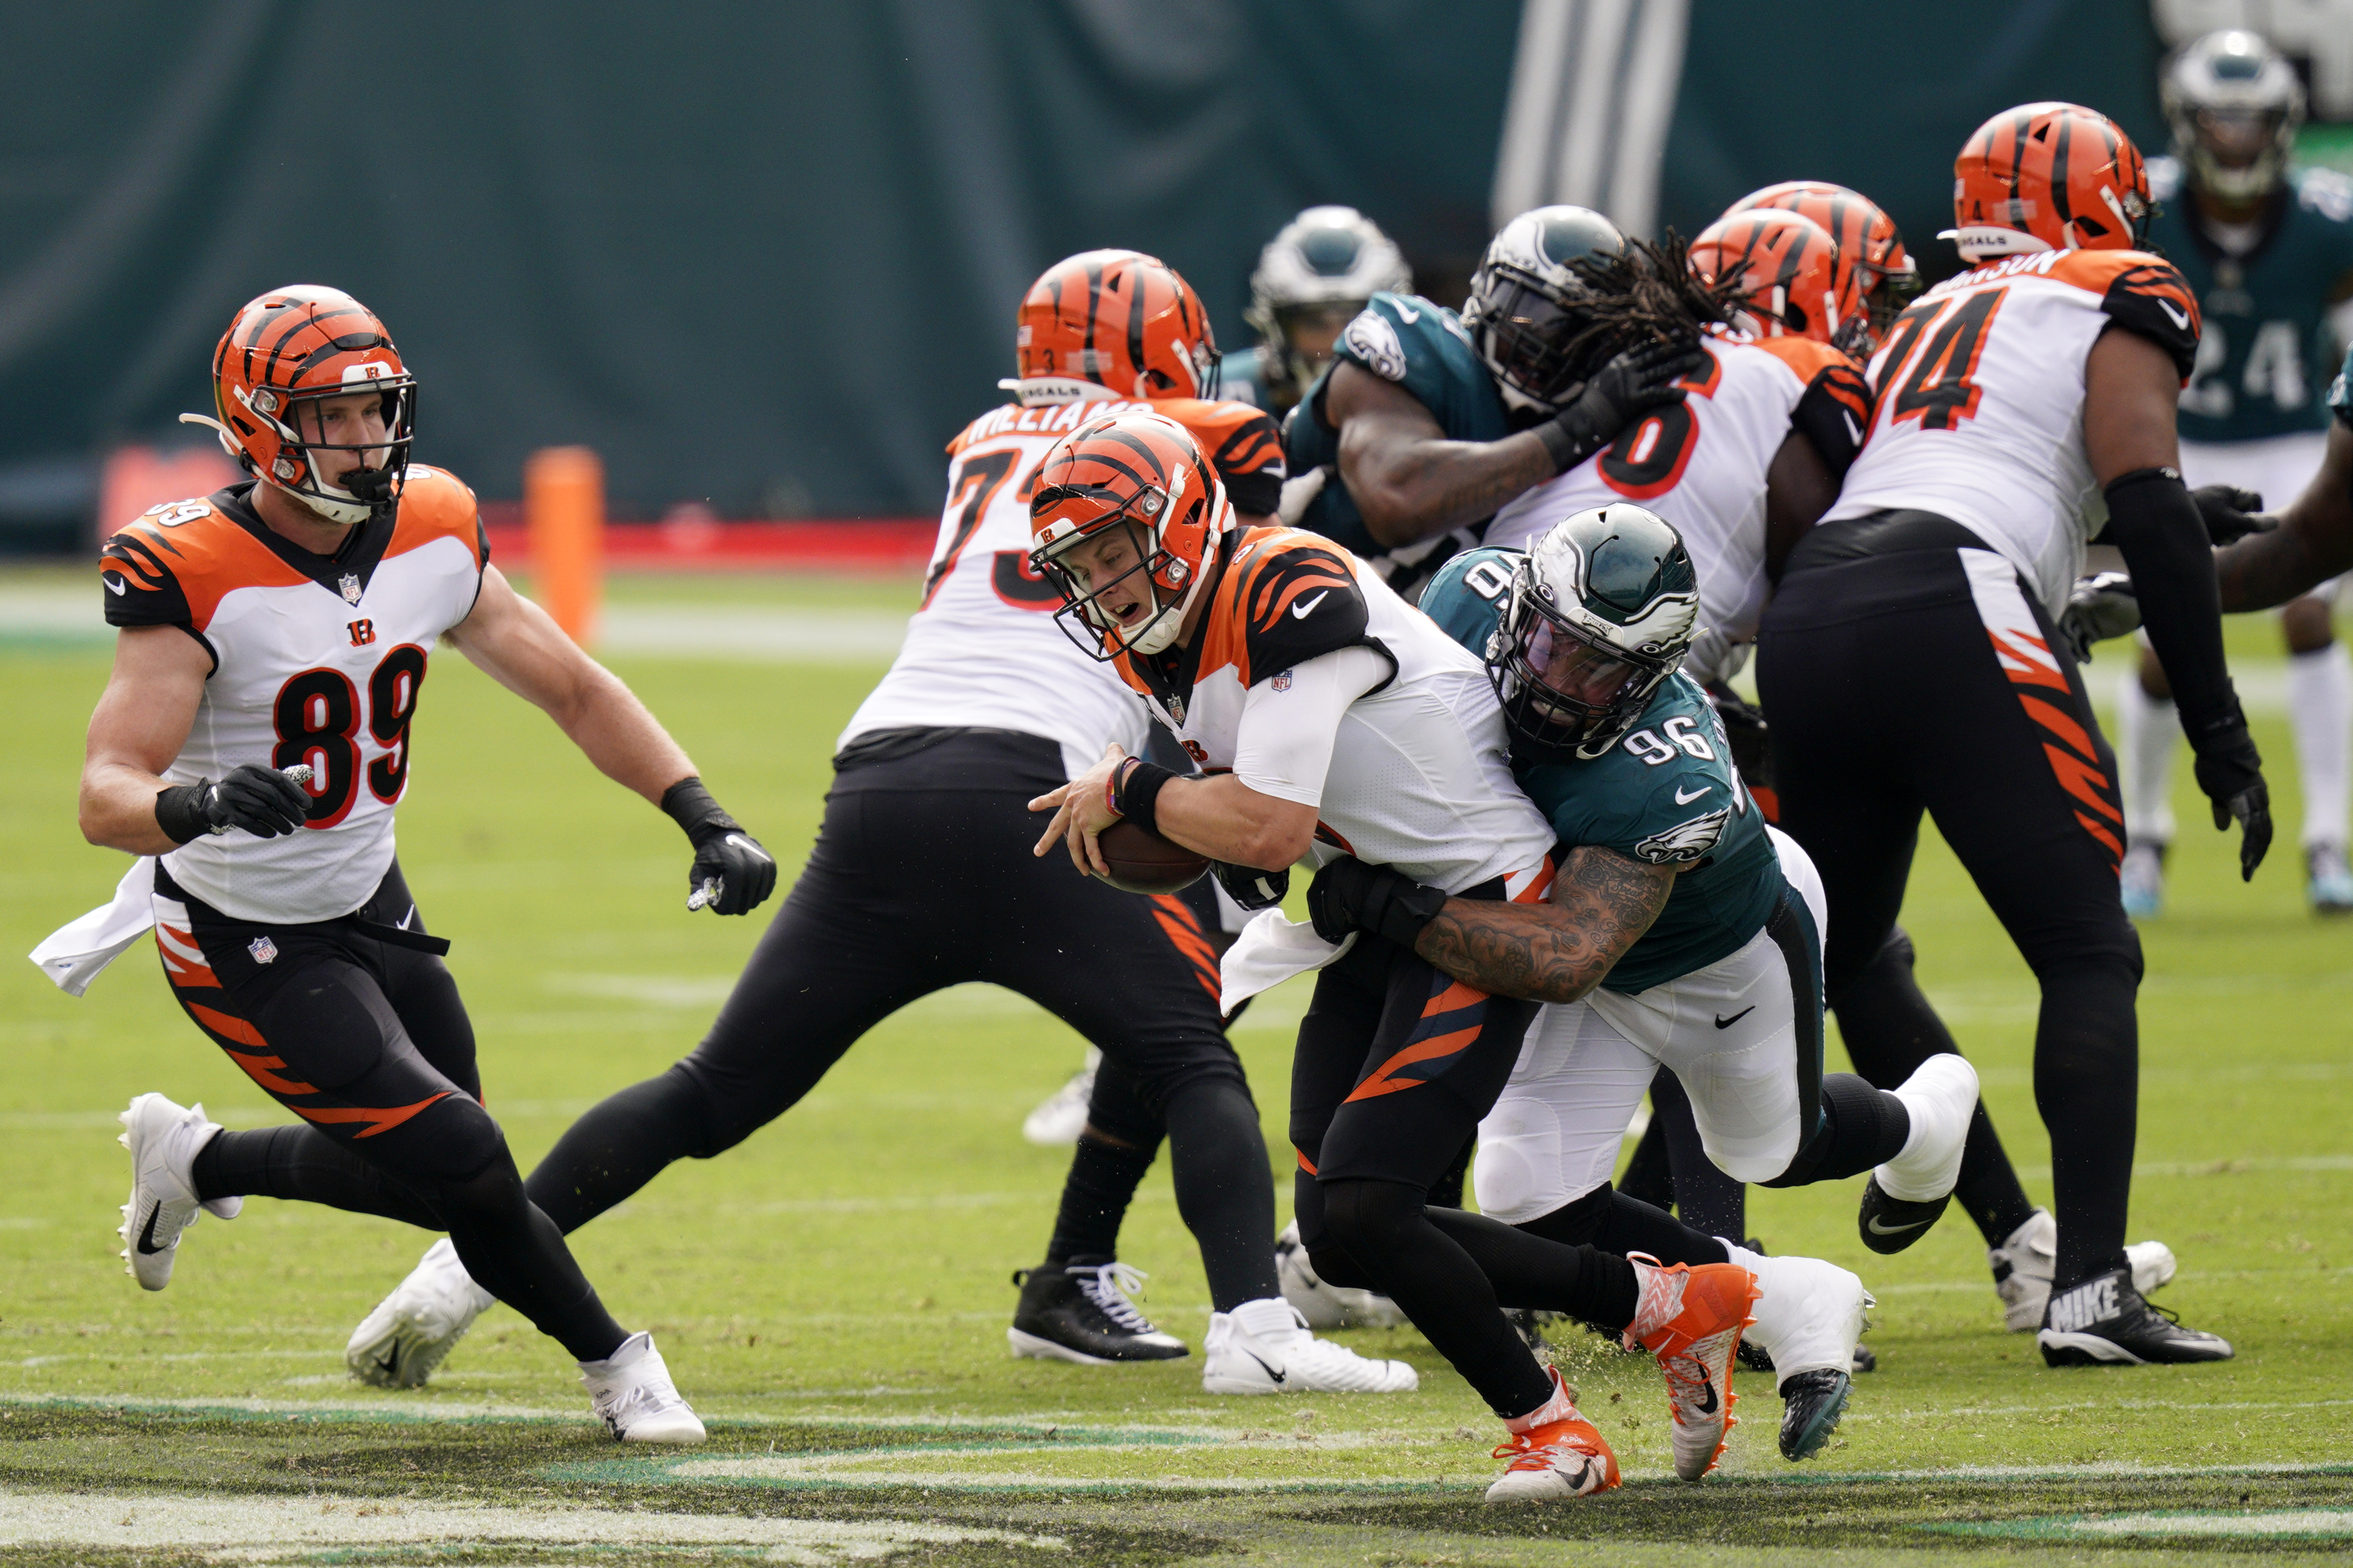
[2105,466,2240,744]
[1787,360,1873,483]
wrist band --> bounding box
[1534,413,1589,476]
[1104,756,1139,819]
[154,783,209,846]
[1112,760,1177,837]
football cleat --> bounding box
[2307,843,2353,914]
[1857,1053,1980,1255]
[1021,1048,1100,1145]
[1738,1340,1876,1375]
[347,1237,498,1388]
[2037,1268,2232,1366]
[1485,1366,1621,1502]
[1007,1260,1188,1364]
[1624,1255,1758,1481]
[1775,1368,1851,1462]
[1989,1208,2178,1332]
[580,1331,706,1443]
[1200,1297,1417,1394]
[1721,1244,1868,1459]
[1274,1219,1408,1330]
[116,1093,232,1292]
[2119,841,2166,919]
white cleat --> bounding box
[1022,1048,1100,1146]
[1989,1208,2179,1333]
[1877,1053,1979,1202]
[1200,1297,1417,1394]
[347,1237,498,1388]
[1274,1220,1408,1330]
[116,1093,232,1292]
[581,1331,706,1444]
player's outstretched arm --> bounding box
[2214,421,2353,613]
[1307,845,1674,1004]
[447,566,777,914]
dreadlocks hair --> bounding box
[1559,230,1741,370]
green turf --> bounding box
[3,568,2350,1564]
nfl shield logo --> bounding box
[1272,669,1293,692]
[1167,696,1185,726]
[247,935,278,966]
[339,573,363,605]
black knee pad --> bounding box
[1306,1242,1379,1291]
[398,1095,511,1188]
[1319,1177,1424,1257]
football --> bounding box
[1094,818,1210,894]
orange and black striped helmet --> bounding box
[1728,180,1918,348]
[1028,410,1230,660]
[1689,210,1861,350]
[1947,103,2152,262]
[1006,251,1221,406]
[193,285,415,525]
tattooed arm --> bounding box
[1410,845,1677,1004]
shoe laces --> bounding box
[1491,1420,1600,1467]
[1071,1261,1156,1333]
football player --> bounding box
[343,252,1411,1395]
[1282,205,1703,597]
[1222,206,1412,417]
[59,287,774,1441]
[1030,410,1774,1501]
[2115,30,2353,915]
[2210,344,2353,605]
[1728,180,1924,356]
[1760,104,2250,1366]
[1316,505,1980,1464]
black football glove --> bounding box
[1307,857,1449,948]
[2190,483,2277,546]
[2058,571,2140,663]
[661,777,778,916]
[2187,711,2272,881]
[155,763,313,842]
[1212,859,1290,912]
[1537,337,1708,476]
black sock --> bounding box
[1593,1190,1729,1267]
[1649,1071,1745,1238]
[192,1125,443,1228]
[1046,1135,1157,1266]
[2032,959,2139,1289]
[523,1066,716,1234]
[1160,1077,1279,1309]
[1763,1072,1911,1187]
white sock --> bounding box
[2115,666,2179,847]
[2287,642,2352,849]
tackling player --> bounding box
[60,286,775,1442]
[343,252,1411,1396]
[1282,205,1703,596]
[1760,104,2251,1366]
[1222,206,1411,418]
[2114,30,2353,915]
[1030,410,1775,1500]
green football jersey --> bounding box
[2148,157,2353,443]
[1284,291,1511,567]
[1420,546,1783,994]
[2332,339,2353,425]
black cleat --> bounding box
[1008,1261,1188,1365]
[1777,1367,1851,1460]
[1857,1174,1949,1255]
[2037,1267,2233,1367]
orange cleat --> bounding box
[1484,1368,1621,1503]
[1624,1254,1760,1481]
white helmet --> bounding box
[2163,30,2305,203]
[1245,207,1411,391]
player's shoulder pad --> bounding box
[2052,251,2200,379]
[1418,545,1520,662]
[390,465,488,569]
[2294,165,2353,226]
[1333,291,1467,385]
[98,493,298,631]
[1753,338,1872,479]
[1153,397,1287,483]
[1214,526,1369,686]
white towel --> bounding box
[1219,907,1355,1015]
[30,858,158,997]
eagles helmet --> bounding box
[1461,205,1629,413]
[1245,206,1412,393]
[2164,30,2305,205]
[1486,503,1700,762]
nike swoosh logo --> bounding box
[2157,298,2190,331]
[1244,1350,1286,1385]
[1392,301,1420,324]
[1843,410,1864,445]
[103,575,127,596]
[1674,784,1712,804]
[376,1347,402,1378]
[1691,1373,1719,1415]
[1291,591,1329,620]
[1713,1006,1756,1030]
[1866,1215,1932,1236]
[135,1203,167,1255]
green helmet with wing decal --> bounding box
[1486,503,1701,763]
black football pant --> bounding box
[162,862,626,1362]
[520,729,1281,1312]
[1760,523,2142,1292]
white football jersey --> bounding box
[98,469,489,924]
[1112,526,1555,894]
[839,394,1285,780]
[1827,248,2201,616]
[1489,333,1871,686]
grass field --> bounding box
[4,566,2352,1565]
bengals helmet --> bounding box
[1688,210,1859,350]
[1728,180,1918,347]
[188,285,415,526]
[1004,251,1221,407]
[1946,103,2153,262]
[1028,410,1231,660]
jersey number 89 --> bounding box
[273,646,429,828]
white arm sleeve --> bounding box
[1230,643,1391,808]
